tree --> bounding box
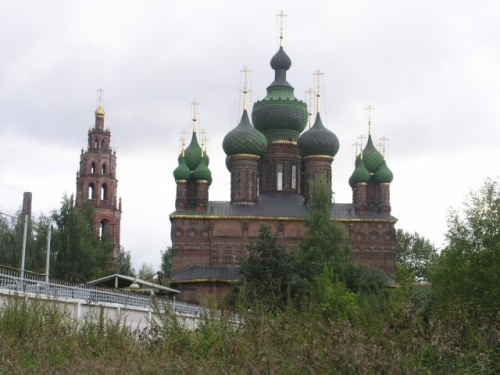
[432,178,500,321]
[240,224,295,308]
[160,247,173,279]
[395,229,439,282]
[298,177,350,281]
[118,248,135,277]
[50,195,114,282]
[137,262,155,280]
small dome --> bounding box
[298,113,339,157]
[173,154,191,181]
[270,47,292,71]
[375,160,394,183]
[362,135,384,173]
[184,132,202,171]
[349,156,371,187]
[223,110,268,156]
[192,158,212,184]
[95,105,105,117]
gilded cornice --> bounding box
[269,140,298,145]
[170,213,397,223]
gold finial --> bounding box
[379,136,389,158]
[95,88,105,116]
[314,70,324,114]
[191,100,199,133]
[305,88,315,129]
[180,130,187,157]
[240,66,251,110]
[276,10,287,47]
[365,105,374,135]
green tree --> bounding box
[395,229,439,282]
[240,224,295,308]
[137,262,155,280]
[160,247,173,279]
[50,195,114,282]
[118,248,135,277]
[432,178,500,322]
[298,177,350,282]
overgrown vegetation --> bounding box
[2,179,500,373]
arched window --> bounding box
[99,219,111,240]
[102,163,106,174]
[94,139,98,148]
[291,164,297,190]
[91,162,96,174]
[101,139,104,148]
[88,183,95,199]
[101,184,108,200]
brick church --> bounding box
[170,32,396,304]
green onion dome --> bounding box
[225,155,231,172]
[192,157,212,185]
[173,154,191,181]
[349,156,371,187]
[223,110,268,157]
[184,132,202,170]
[252,47,308,141]
[362,135,384,173]
[203,152,210,167]
[298,113,339,157]
[375,160,394,183]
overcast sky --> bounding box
[1,1,499,271]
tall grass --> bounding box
[0,291,499,374]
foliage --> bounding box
[160,246,172,279]
[137,262,156,280]
[432,178,500,322]
[50,194,114,282]
[396,229,439,281]
[118,247,135,277]
[298,177,350,282]
[239,224,295,309]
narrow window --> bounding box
[291,165,297,190]
[101,184,108,200]
[94,139,98,148]
[99,219,110,240]
[102,163,106,174]
[91,162,96,174]
[88,183,95,199]
[248,171,253,199]
[277,163,283,191]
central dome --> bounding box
[252,47,308,141]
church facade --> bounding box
[170,38,396,304]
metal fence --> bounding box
[0,267,203,316]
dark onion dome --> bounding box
[184,132,202,170]
[252,47,308,142]
[375,160,394,183]
[349,156,371,187]
[223,110,268,157]
[202,152,210,167]
[298,113,339,157]
[192,157,212,185]
[173,154,191,181]
[362,135,384,173]
[225,155,231,172]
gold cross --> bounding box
[365,105,374,135]
[97,88,105,106]
[305,87,315,128]
[191,100,199,132]
[379,136,389,157]
[314,70,324,113]
[240,66,251,110]
[276,10,287,46]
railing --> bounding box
[0,267,203,316]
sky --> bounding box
[1,1,499,271]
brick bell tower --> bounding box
[76,92,122,260]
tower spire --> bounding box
[276,10,287,47]
[240,66,251,110]
[314,70,324,114]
